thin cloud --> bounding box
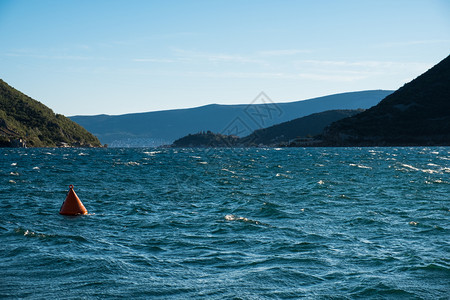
[171,48,311,64]
[132,58,176,63]
[257,49,311,56]
[296,72,367,82]
[4,51,94,61]
[297,59,432,70]
[178,70,366,82]
[172,48,266,65]
[375,39,450,48]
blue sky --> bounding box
[1,0,449,115]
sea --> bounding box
[1,147,449,299]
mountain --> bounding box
[70,90,393,146]
[171,109,363,147]
[0,79,102,147]
[323,55,450,146]
[241,109,363,146]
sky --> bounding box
[0,0,449,116]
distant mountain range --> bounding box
[70,90,392,146]
[323,55,450,146]
[0,79,102,147]
[172,109,363,147]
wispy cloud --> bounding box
[4,51,94,61]
[286,59,435,84]
[132,58,176,63]
[257,49,311,56]
[374,39,450,48]
[171,48,266,65]
[176,70,367,82]
[131,48,312,66]
[295,72,367,82]
[128,56,428,83]
[297,59,432,71]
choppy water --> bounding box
[1,147,449,299]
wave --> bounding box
[144,151,161,156]
[14,228,49,238]
[349,163,372,169]
[350,282,418,299]
[114,161,140,166]
[224,214,268,226]
[275,173,292,178]
[397,163,443,174]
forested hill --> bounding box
[323,55,450,146]
[0,79,102,147]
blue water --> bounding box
[1,147,449,299]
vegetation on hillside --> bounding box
[0,79,103,147]
[172,131,240,147]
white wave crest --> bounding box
[224,214,266,225]
[144,151,161,156]
[349,163,372,169]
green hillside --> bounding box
[0,79,102,147]
[323,55,450,146]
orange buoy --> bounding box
[59,185,88,215]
